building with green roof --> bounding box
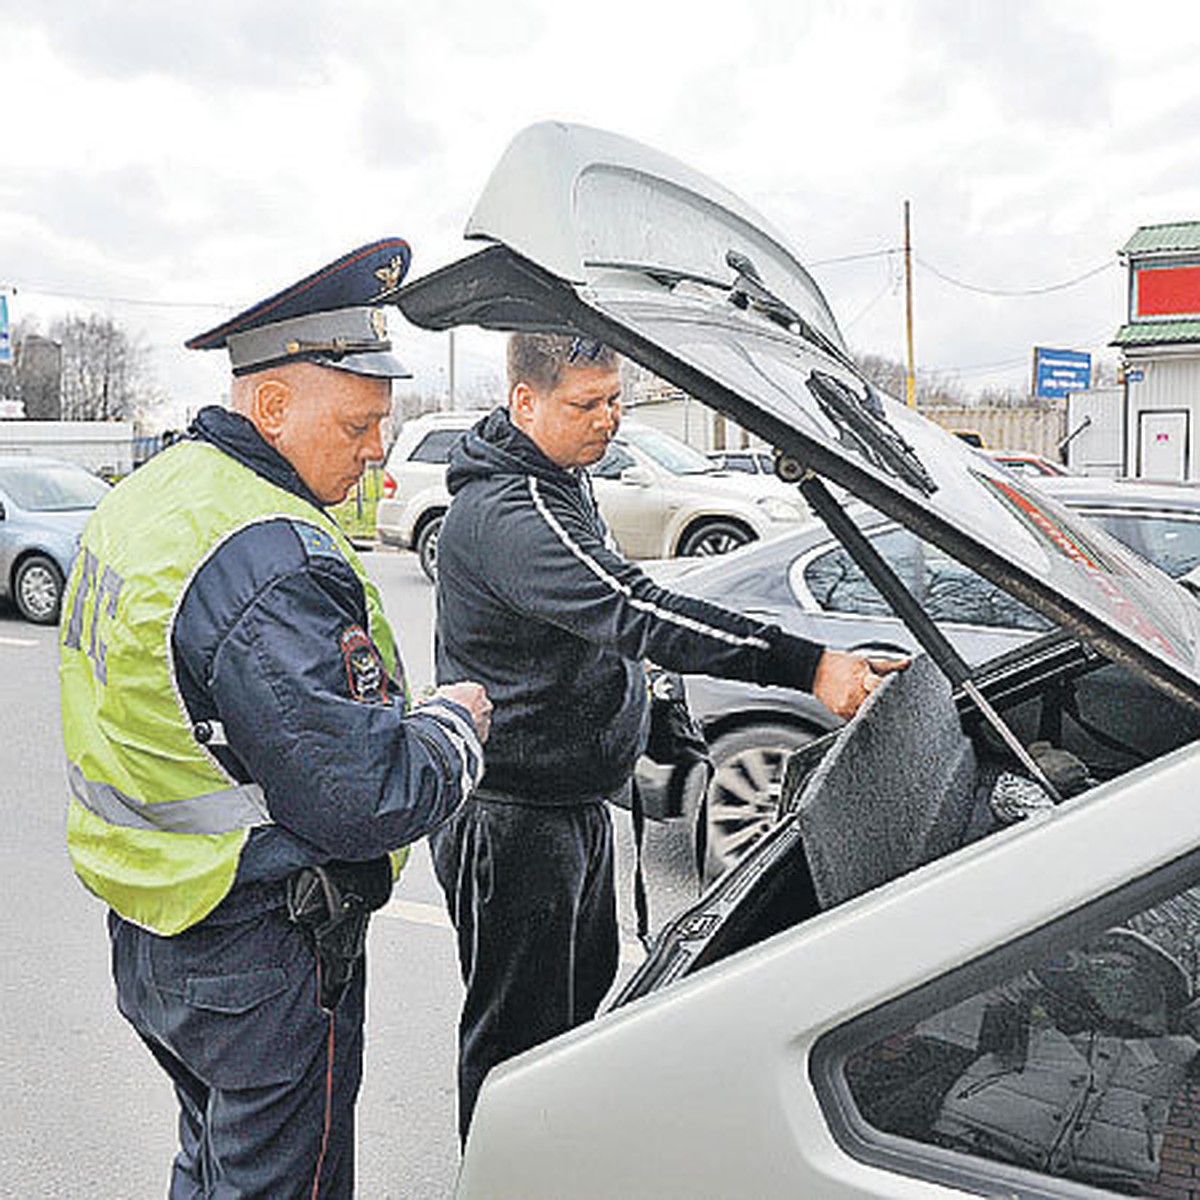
[1102,222,1200,479]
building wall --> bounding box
[0,420,134,476]
[1123,353,1200,481]
[916,406,1067,460]
[1065,388,1123,476]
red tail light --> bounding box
[382,470,397,500]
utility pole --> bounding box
[903,200,916,408]
[448,329,457,410]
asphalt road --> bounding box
[0,547,697,1199]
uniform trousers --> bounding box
[108,888,365,1199]
[430,795,619,1143]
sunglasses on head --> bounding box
[566,337,607,364]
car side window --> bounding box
[1091,512,1200,580]
[827,868,1200,1198]
[802,529,922,616]
[407,429,467,464]
[921,543,1052,632]
[589,443,637,480]
[802,530,1051,631]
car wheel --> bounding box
[14,554,65,625]
[416,515,443,582]
[678,520,754,558]
[695,723,816,883]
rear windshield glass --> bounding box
[0,462,109,511]
[408,429,468,464]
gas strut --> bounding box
[787,464,1062,804]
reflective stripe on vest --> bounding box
[68,762,270,835]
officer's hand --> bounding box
[430,681,493,743]
[812,651,909,721]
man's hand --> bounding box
[811,651,909,721]
[427,681,493,743]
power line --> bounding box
[4,283,230,312]
[915,256,1115,296]
[809,247,902,267]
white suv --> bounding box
[376,410,811,580]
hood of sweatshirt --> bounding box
[446,407,583,497]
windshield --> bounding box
[622,426,714,475]
[0,461,109,511]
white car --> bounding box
[376,411,809,579]
[397,123,1200,1199]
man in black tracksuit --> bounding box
[430,332,902,1141]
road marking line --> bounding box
[383,898,645,963]
[0,635,39,647]
[384,898,452,928]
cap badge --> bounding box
[374,254,407,297]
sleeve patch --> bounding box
[292,521,342,561]
[340,624,389,704]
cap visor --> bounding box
[319,349,412,379]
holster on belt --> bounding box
[286,857,393,1011]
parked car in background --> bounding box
[397,122,1200,1200]
[706,447,775,475]
[985,448,1072,477]
[1037,474,1200,579]
[376,411,811,579]
[0,456,109,623]
[375,411,473,579]
[640,473,1200,879]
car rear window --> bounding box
[1090,511,1200,580]
[407,428,467,464]
[0,462,109,510]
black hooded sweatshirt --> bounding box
[435,408,823,804]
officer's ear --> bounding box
[250,378,291,442]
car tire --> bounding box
[416,515,443,582]
[693,723,816,884]
[677,520,754,558]
[13,554,65,625]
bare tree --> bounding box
[852,351,966,407]
[51,314,148,421]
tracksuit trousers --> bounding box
[430,794,620,1143]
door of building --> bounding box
[1138,409,1190,480]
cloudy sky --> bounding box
[3,0,1200,426]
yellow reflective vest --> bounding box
[60,439,399,935]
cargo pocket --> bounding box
[162,956,323,1090]
[185,967,288,1014]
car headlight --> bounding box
[755,495,807,522]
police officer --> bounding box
[59,239,491,1198]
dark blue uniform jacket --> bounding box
[435,408,822,804]
[173,406,481,887]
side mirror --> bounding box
[619,465,654,488]
[1181,563,1200,598]
[0,500,6,520]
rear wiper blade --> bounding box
[724,250,862,384]
[582,258,730,292]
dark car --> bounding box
[638,475,1200,879]
[396,122,1200,1200]
[637,515,1046,877]
[0,456,109,623]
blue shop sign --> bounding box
[1034,347,1091,398]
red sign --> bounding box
[1135,264,1200,317]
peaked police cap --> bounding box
[186,238,413,379]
